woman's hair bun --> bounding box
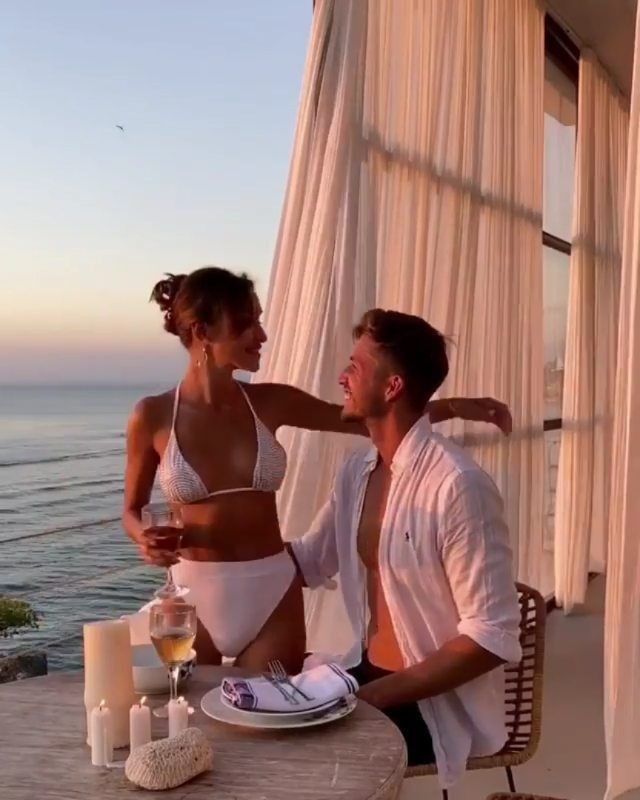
[150,273,186,336]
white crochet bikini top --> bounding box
[158,382,286,504]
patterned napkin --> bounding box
[221,663,359,713]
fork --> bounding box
[269,659,314,703]
[262,671,299,705]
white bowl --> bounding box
[132,644,197,695]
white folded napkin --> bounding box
[221,663,359,713]
[302,651,341,670]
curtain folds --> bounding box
[554,52,628,613]
[258,0,548,653]
[603,8,640,798]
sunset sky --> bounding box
[0,1,310,384]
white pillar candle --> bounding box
[168,696,189,738]
[90,700,113,767]
[84,619,135,748]
[129,696,151,752]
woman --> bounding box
[123,266,511,673]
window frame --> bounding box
[543,14,579,433]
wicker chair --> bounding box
[406,583,547,800]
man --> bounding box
[290,309,522,789]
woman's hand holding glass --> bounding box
[139,527,182,567]
[140,502,186,599]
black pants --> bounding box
[349,653,435,766]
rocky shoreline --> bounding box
[0,651,48,684]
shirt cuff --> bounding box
[457,619,523,664]
[289,540,336,590]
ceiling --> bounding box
[546,0,637,96]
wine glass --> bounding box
[141,502,186,599]
[149,601,197,719]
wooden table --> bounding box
[0,666,407,800]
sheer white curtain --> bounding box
[258,0,548,652]
[357,0,547,592]
[554,52,629,613]
[256,0,370,653]
[604,8,640,799]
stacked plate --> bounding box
[200,686,357,730]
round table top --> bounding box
[0,666,407,800]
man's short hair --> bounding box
[353,309,449,410]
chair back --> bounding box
[502,583,547,756]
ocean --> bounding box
[0,385,165,670]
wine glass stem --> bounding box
[166,567,176,592]
[169,666,180,702]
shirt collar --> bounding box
[362,415,433,474]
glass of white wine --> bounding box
[149,601,197,719]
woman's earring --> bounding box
[195,346,208,368]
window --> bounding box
[542,16,579,547]
[544,58,577,242]
[543,16,578,428]
[543,245,571,420]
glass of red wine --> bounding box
[141,502,186,599]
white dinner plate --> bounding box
[201,686,357,729]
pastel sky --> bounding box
[0,1,311,384]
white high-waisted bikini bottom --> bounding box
[171,550,296,658]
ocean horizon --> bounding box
[0,369,252,389]
[0,384,166,670]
